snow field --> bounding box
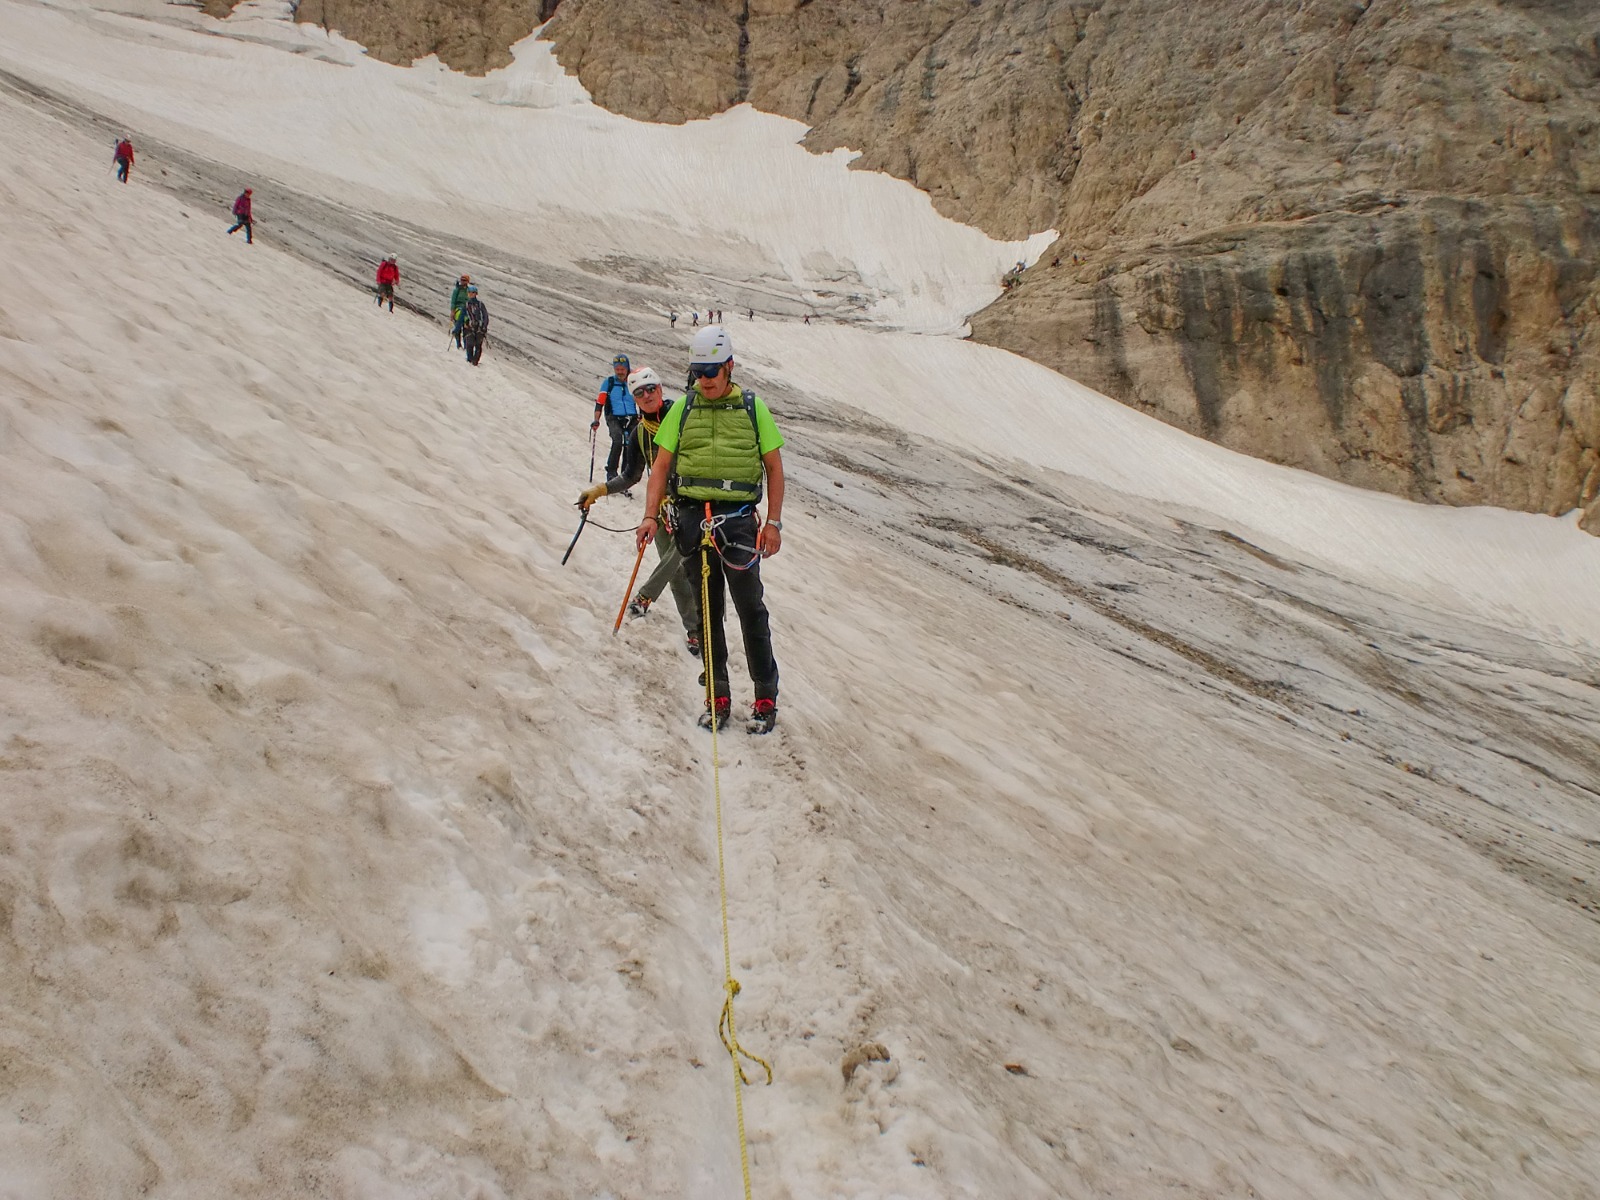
[0,0,1050,332]
[1,3,1599,1198]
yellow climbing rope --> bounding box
[699,505,773,1200]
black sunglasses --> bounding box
[689,362,725,380]
[634,383,661,394]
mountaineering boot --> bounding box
[685,631,700,658]
[627,596,651,620]
[697,697,731,731]
[746,699,778,735]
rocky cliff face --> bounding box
[289,0,560,75]
[284,0,1600,530]
[960,0,1600,530]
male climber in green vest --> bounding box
[636,326,785,733]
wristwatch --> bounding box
[766,519,783,531]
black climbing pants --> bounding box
[672,503,778,702]
[604,413,633,480]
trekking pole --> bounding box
[612,537,649,635]
[561,507,590,566]
[588,424,598,483]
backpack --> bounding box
[602,375,638,419]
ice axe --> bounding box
[612,539,648,635]
[561,506,589,566]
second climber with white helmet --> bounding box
[635,325,785,734]
[575,365,698,655]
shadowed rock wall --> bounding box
[982,199,1600,516]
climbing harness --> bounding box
[698,501,772,1199]
[700,505,764,573]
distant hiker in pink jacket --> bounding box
[227,188,253,243]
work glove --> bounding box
[577,483,608,510]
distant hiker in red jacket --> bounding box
[375,254,400,311]
[113,137,133,183]
[227,188,253,243]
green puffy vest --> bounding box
[672,386,764,502]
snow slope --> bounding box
[3,0,1594,650]
[0,0,1052,333]
[1,3,1599,1198]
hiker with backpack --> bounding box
[576,366,698,655]
[634,326,785,734]
[375,254,400,311]
[113,137,133,183]
[449,275,472,347]
[227,188,253,243]
[592,354,639,486]
[461,285,489,365]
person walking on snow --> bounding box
[227,188,253,243]
[576,367,698,655]
[636,325,785,733]
[592,355,639,486]
[113,137,134,183]
[449,274,472,347]
[375,254,400,311]
[461,285,489,365]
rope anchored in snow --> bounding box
[699,502,772,1200]
[719,978,770,1088]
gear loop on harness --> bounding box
[697,504,762,572]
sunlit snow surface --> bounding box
[1,1,1599,1198]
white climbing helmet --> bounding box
[628,366,662,391]
[688,325,733,365]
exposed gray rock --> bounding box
[975,198,1600,524]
